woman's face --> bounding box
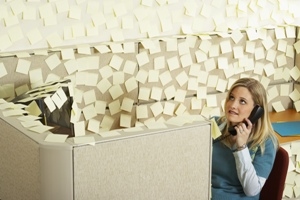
[225,86,255,126]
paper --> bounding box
[108,100,121,115]
[29,125,53,134]
[138,87,151,101]
[82,104,97,120]
[95,100,106,114]
[150,87,162,101]
[120,113,131,128]
[73,136,95,145]
[74,121,85,137]
[167,56,180,71]
[136,51,149,67]
[45,133,68,143]
[87,119,100,133]
[0,63,8,78]
[45,54,61,71]
[272,121,300,136]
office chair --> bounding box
[259,146,289,200]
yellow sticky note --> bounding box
[211,118,221,139]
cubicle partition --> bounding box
[0,112,212,200]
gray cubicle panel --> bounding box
[0,111,212,200]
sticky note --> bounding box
[124,77,138,93]
[45,54,61,71]
[167,56,180,71]
[120,114,132,128]
[0,63,7,78]
[74,136,95,145]
[95,100,106,114]
[74,121,85,136]
[150,87,163,101]
[87,119,100,133]
[109,84,124,100]
[138,87,151,101]
[45,133,68,143]
[136,105,148,119]
[121,97,134,112]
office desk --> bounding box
[269,109,300,144]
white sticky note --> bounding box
[167,56,180,71]
[21,120,43,128]
[29,125,53,134]
[44,95,56,112]
[69,5,81,20]
[175,103,186,116]
[74,121,85,137]
[45,54,61,71]
[123,60,137,75]
[159,71,172,86]
[135,69,148,84]
[113,71,125,85]
[163,102,175,116]
[74,136,95,145]
[191,97,202,110]
[82,104,97,120]
[174,89,187,103]
[120,114,132,128]
[108,100,121,115]
[121,97,134,112]
[109,55,123,71]
[87,118,100,133]
[61,48,75,60]
[176,71,189,86]
[136,51,149,67]
[136,105,148,119]
[45,133,68,143]
[267,86,279,102]
[46,33,63,48]
[290,66,300,81]
[83,89,96,105]
[272,101,285,112]
[164,85,176,100]
[150,102,163,117]
[180,54,193,68]
[96,78,112,94]
[138,87,151,101]
[150,87,163,101]
[124,77,138,93]
[108,84,124,100]
[264,63,275,77]
[95,100,106,114]
[206,94,218,107]
[51,93,64,109]
[289,89,300,102]
[0,63,7,78]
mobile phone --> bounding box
[228,105,264,136]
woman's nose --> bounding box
[229,100,238,108]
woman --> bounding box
[211,78,279,200]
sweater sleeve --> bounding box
[233,139,276,196]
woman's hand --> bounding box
[233,118,253,148]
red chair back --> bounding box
[260,146,289,200]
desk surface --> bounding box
[269,109,300,144]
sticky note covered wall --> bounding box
[0,1,300,135]
[0,28,299,132]
[1,0,300,53]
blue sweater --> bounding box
[211,118,276,200]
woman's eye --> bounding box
[229,95,234,100]
[240,100,246,104]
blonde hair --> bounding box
[219,78,278,153]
